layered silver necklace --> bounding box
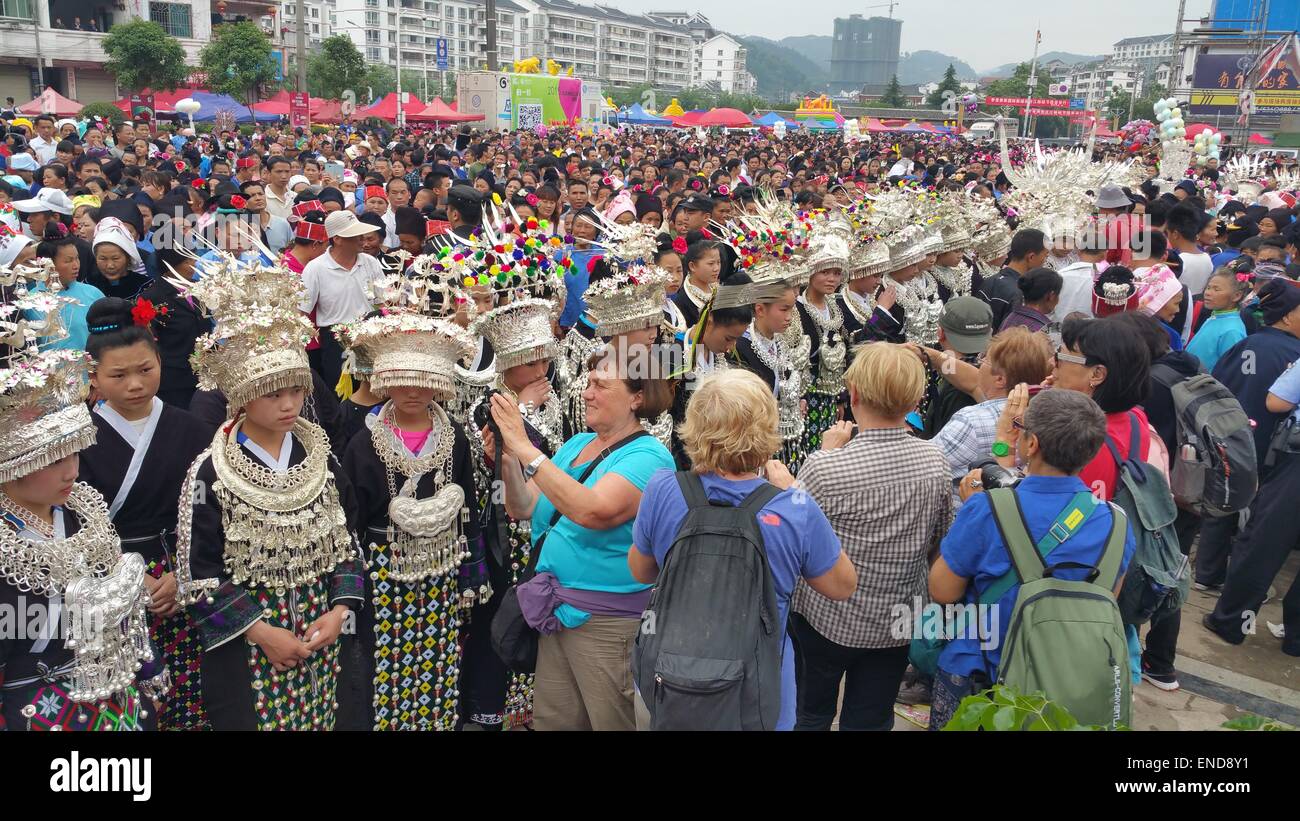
[797,293,846,393]
[682,278,713,308]
[747,323,805,442]
[0,484,152,703]
[889,271,944,347]
[372,402,470,584]
[930,263,973,299]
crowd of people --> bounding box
[0,107,1295,733]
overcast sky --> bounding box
[616,0,1215,73]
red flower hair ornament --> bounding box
[131,298,167,327]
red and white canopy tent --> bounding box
[19,88,84,117]
[357,92,428,122]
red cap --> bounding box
[365,185,387,201]
[295,220,328,243]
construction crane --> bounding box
[862,1,900,17]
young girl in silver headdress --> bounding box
[78,296,210,729]
[174,258,364,731]
[340,314,482,731]
[0,270,166,731]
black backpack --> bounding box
[631,473,783,731]
[1152,364,1257,517]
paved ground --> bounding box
[889,548,1299,731]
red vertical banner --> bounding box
[129,93,155,123]
[291,92,310,128]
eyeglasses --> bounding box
[1054,349,1090,367]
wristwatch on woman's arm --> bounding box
[522,452,547,481]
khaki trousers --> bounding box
[532,614,640,731]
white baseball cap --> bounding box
[7,153,37,172]
[324,210,381,238]
[12,187,74,215]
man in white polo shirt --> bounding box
[300,210,384,390]
[263,155,295,221]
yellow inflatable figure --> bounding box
[662,98,685,116]
[566,64,574,77]
[547,58,561,76]
[514,57,541,74]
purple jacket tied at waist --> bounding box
[516,571,653,634]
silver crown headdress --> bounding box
[349,312,474,401]
[167,251,317,412]
[0,259,95,482]
[579,212,675,337]
[1223,155,1269,204]
[805,212,853,276]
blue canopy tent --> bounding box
[752,111,794,128]
[188,91,283,123]
[618,103,672,127]
[801,119,841,131]
[899,122,930,133]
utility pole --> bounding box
[485,0,498,71]
[1023,24,1041,138]
[396,9,405,128]
[1169,0,1187,100]
[296,0,307,92]
[32,13,44,91]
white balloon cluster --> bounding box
[1193,127,1223,166]
[843,118,861,141]
[1153,97,1193,150]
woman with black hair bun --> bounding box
[1000,267,1063,334]
[33,221,103,352]
[77,296,212,730]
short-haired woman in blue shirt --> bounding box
[488,347,677,730]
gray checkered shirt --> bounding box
[791,428,953,648]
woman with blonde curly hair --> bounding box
[629,369,856,730]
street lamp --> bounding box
[175,98,202,132]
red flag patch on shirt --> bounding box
[761,513,782,527]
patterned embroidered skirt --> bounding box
[504,532,535,730]
[791,390,841,475]
[369,541,461,731]
[146,558,209,731]
[15,685,148,731]
[246,580,341,731]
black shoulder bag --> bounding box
[490,429,650,674]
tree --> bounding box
[200,22,280,121]
[101,19,189,92]
[306,35,368,100]
[879,75,909,108]
[78,102,126,127]
[926,63,963,109]
[607,83,655,109]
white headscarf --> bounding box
[0,229,32,266]
[92,216,144,272]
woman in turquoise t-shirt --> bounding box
[1187,268,1249,372]
[487,350,676,730]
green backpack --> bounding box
[988,487,1133,731]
